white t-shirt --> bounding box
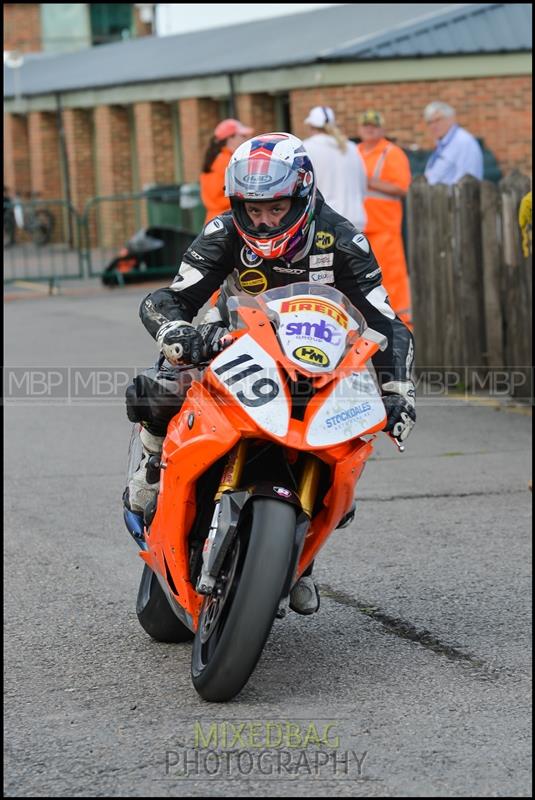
[303,133,367,230]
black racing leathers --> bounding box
[139,194,414,385]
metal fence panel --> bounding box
[82,189,204,282]
[4,187,206,287]
[3,199,85,285]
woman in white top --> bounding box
[303,105,367,231]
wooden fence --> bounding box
[406,172,532,398]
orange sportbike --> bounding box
[125,283,394,702]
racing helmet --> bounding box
[225,132,316,260]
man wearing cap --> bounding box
[357,110,413,328]
[303,105,367,231]
[200,118,254,224]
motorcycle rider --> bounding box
[126,132,416,615]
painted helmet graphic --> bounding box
[225,132,316,260]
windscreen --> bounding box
[228,283,367,374]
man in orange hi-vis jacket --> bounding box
[357,111,413,328]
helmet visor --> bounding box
[226,158,306,201]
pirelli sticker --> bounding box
[315,231,335,249]
[239,268,268,294]
[280,298,348,328]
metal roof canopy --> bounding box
[321,3,532,59]
[4,3,506,98]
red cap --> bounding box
[214,118,253,142]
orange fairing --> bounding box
[141,298,387,629]
[141,381,241,624]
[205,305,387,450]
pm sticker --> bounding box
[315,231,335,249]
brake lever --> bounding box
[388,433,405,453]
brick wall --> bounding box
[93,105,136,248]
[63,108,98,246]
[178,98,220,182]
[27,111,65,241]
[134,102,176,188]
[64,109,96,212]
[27,112,63,199]
[4,74,531,251]
[178,93,278,181]
[134,101,177,227]
[236,93,277,137]
[291,75,532,175]
[4,113,31,196]
[3,3,42,52]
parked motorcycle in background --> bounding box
[101,226,196,286]
[124,282,401,702]
[3,190,54,247]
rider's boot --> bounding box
[126,428,165,517]
[289,562,320,615]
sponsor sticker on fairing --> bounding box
[280,298,348,328]
[285,318,342,345]
[273,296,354,372]
[292,345,330,367]
[306,374,386,447]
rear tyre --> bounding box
[136,564,194,643]
[191,498,297,702]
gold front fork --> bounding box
[298,455,321,518]
[215,440,248,501]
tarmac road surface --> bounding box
[4,286,532,797]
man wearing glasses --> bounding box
[423,101,483,185]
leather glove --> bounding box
[196,323,232,359]
[156,321,204,366]
[381,380,416,442]
[156,321,231,366]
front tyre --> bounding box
[191,498,297,702]
[136,564,194,643]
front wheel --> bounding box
[191,498,297,702]
[136,564,194,643]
